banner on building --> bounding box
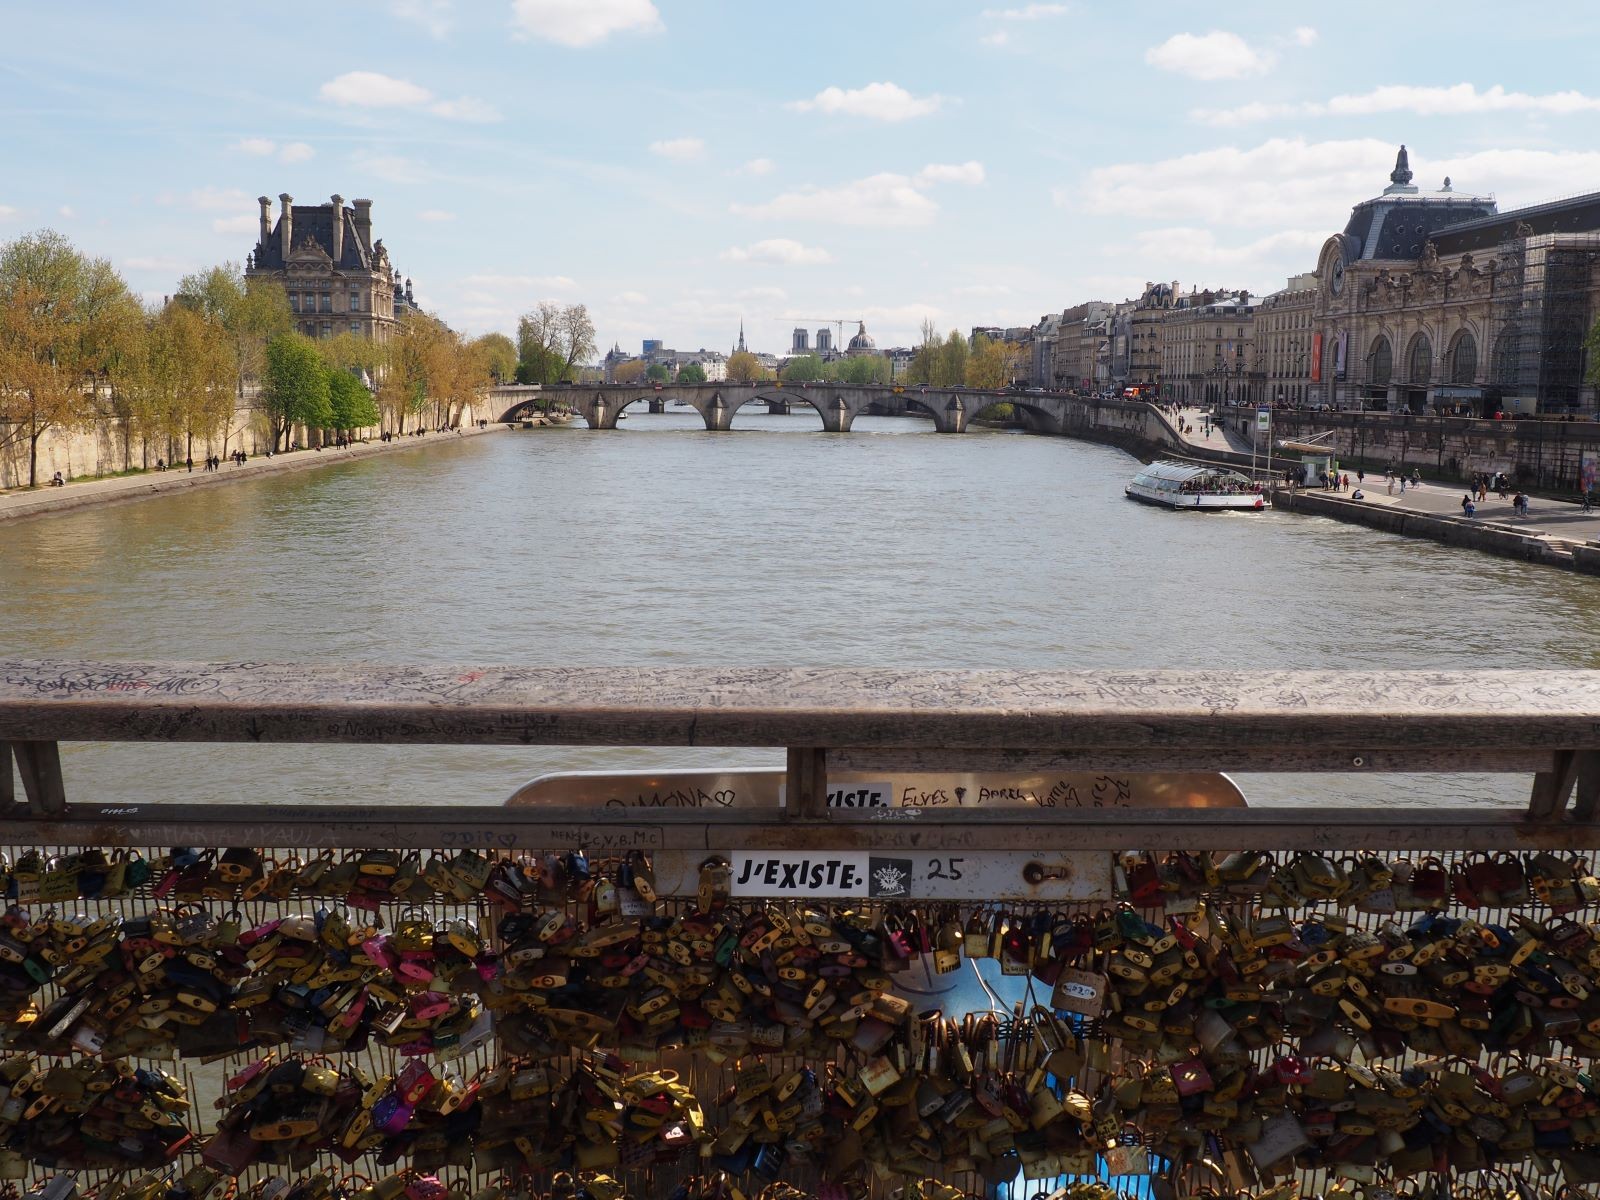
[1335,331,1348,379]
[1583,452,1597,496]
[1311,333,1324,383]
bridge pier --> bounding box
[647,398,665,414]
[933,396,967,434]
[701,394,735,432]
[765,398,791,415]
[818,396,855,433]
[583,394,621,430]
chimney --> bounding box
[330,195,344,264]
[279,194,294,256]
[257,196,272,250]
[352,199,372,253]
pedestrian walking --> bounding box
[1357,470,1364,485]
[1387,477,1394,495]
[1584,491,1594,514]
[185,456,193,472]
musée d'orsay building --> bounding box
[1310,146,1600,415]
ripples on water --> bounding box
[4,411,1598,808]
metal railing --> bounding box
[2,660,1598,854]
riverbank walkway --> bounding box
[1166,404,1600,550]
[0,424,503,522]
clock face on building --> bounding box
[1328,256,1345,297]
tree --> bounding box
[833,354,890,385]
[936,331,968,388]
[326,368,380,431]
[612,359,647,384]
[676,361,706,384]
[517,301,596,384]
[645,363,670,383]
[965,335,1012,390]
[905,318,942,386]
[471,332,517,384]
[726,350,768,382]
[782,354,824,382]
[174,264,290,451]
[261,334,331,449]
[0,229,134,485]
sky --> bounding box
[6,1,1600,357]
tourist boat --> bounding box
[1125,460,1267,511]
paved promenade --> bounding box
[0,424,504,522]
[1165,403,1600,550]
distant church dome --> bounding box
[847,321,876,353]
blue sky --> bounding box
[5,1,1600,355]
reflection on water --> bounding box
[4,410,1597,807]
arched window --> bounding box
[1494,328,1521,387]
[1449,332,1478,385]
[1406,334,1432,384]
[1369,336,1393,387]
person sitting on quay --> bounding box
[50,471,64,487]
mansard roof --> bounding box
[255,204,372,272]
[1430,191,1600,256]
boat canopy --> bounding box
[1134,461,1250,485]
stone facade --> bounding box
[1257,274,1318,407]
[1127,282,1178,396]
[1159,291,1258,407]
[1053,302,1112,392]
[1310,148,1600,415]
[246,194,413,343]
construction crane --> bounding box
[784,317,863,349]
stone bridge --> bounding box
[497,383,1076,434]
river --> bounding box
[4,409,1598,809]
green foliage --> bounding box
[726,351,768,382]
[1586,316,1600,388]
[472,332,518,384]
[326,368,379,431]
[782,354,824,382]
[262,334,331,448]
[645,363,670,383]
[517,302,596,384]
[831,355,891,385]
[676,361,706,384]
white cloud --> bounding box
[428,97,502,122]
[0,205,20,220]
[1195,82,1600,126]
[736,285,787,304]
[981,31,1010,47]
[184,187,253,212]
[1145,31,1274,80]
[459,272,576,291]
[952,283,1012,297]
[320,71,434,108]
[787,82,943,122]
[418,209,456,222]
[318,71,497,121]
[612,290,649,305]
[1070,137,1600,240]
[123,255,192,272]
[391,0,452,38]
[57,206,74,218]
[649,137,706,162]
[1291,26,1318,46]
[509,0,662,47]
[982,3,1068,17]
[353,152,430,184]
[733,173,941,228]
[211,215,259,235]
[738,157,776,176]
[720,238,833,265]
[915,161,985,186]
[1129,226,1326,269]
[231,138,317,161]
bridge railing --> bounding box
[3,660,1597,850]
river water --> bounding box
[4,409,1598,809]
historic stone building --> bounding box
[1053,302,1113,392]
[245,194,414,342]
[1311,147,1600,415]
[1257,274,1318,406]
[1127,282,1178,396]
[1159,290,1257,407]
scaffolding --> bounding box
[1491,232,1600,413]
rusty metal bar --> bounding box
[1530,749,1583,821]
[785,747,826,818]
[10,739,64,817]
[11,801,1600,852]
[0,741,13,811]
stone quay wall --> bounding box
[1220,406,1600,494]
